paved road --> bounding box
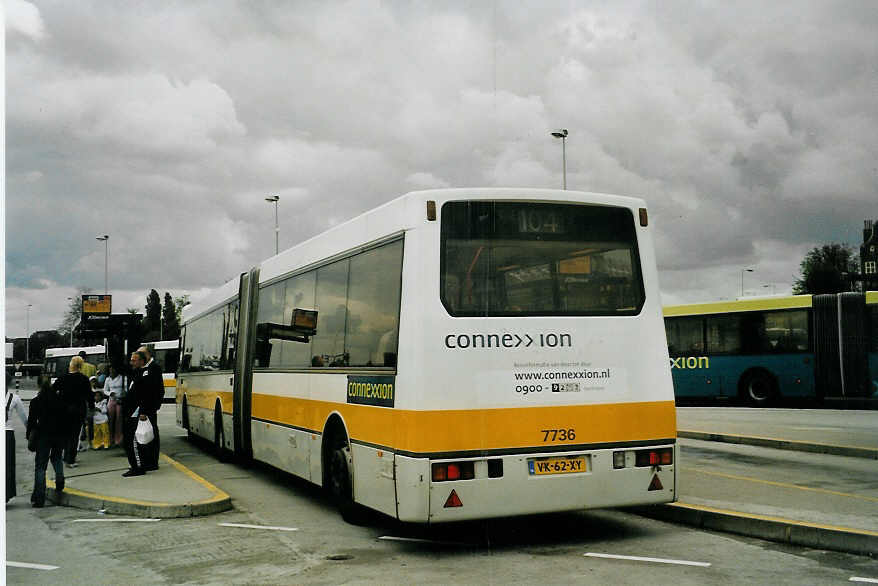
[7,409,878,584]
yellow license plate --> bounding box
[529,456,587,475]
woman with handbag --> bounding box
[27,379,67,507]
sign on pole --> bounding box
[82,295,112,314]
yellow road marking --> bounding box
[46,453,230,507]
[682,467,878,503]
[160,453,230,504]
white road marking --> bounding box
[71,518,161,522]
[218,522,299,532]
[585,552,711,567]
[378,536,467,547]
[850,578,878,584]
[7,561,59,570]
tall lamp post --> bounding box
[551,129,568,190]
[96,234,109,294]
[265,195,280,255]
[26,304,32,362]
[67,297,74,346]
[741,268,754,297]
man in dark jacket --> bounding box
[122,350,163,477]
[28,380,68,507]
[138,346,164,470]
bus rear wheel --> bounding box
[742,371,776,406]
[327,444,364,524]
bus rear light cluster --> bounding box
[635,448,673,467]
[614,448,673,469]
[432,461,475,482]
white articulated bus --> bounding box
[139,339,180,402]
[177,188,677,523]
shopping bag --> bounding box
[135,418,155,445]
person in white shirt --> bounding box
[5,388,28,428]
[102,365,125,447]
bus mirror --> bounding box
[291,309,318,336]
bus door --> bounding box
[814,293,869,398]
[232,267,260,460]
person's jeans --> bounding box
[32,436,65,505]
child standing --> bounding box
[91,390,110,450]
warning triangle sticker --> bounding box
[648,475,663,491]
[444,490,463,508]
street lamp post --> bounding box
[265,195,280,255]
[762,284,776,295]
[741,268,754,297]
[26,304,32,363]
[551,129,568,190]
[96,235,109,294]
[67,297,74,346]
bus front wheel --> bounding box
[741,371,776,406]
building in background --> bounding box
[862,219,878,291]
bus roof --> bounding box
[44,345,105,358]
[139,339,180,350]
[183,188,647,325]
[663,294,814,317]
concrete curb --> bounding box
[678,430,878,460]
[46,453,232,518]
[630,502,878,558]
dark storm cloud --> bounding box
[5,0,877,336]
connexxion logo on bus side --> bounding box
[670,356,709,369]
[444,332,573,349]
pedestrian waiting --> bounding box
[102,364,124,447]
[55,356,93,468]
[91,390,110,449]
[27,379,67,507]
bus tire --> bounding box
[741,370,777,406]
[214,404,228,462]
[326,443,365,524]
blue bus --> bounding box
[663,291,877,405]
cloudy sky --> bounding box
[5,0,877,341]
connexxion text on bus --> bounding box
[177,188,677,523]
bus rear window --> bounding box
[440,201,644,316]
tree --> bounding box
[141,289,163,341]
[174,294,190,324]
[58,286,92,343]
[792,243,858,295]
[162,292,180,340]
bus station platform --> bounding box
[634,408,878,557]
[43,448,231,519]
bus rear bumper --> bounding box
[396,444,676,524]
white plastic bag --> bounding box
[135,418,154,445]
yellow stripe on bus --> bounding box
[163,379,176,387]
[184,390,233,411]
[251,396,676,454]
